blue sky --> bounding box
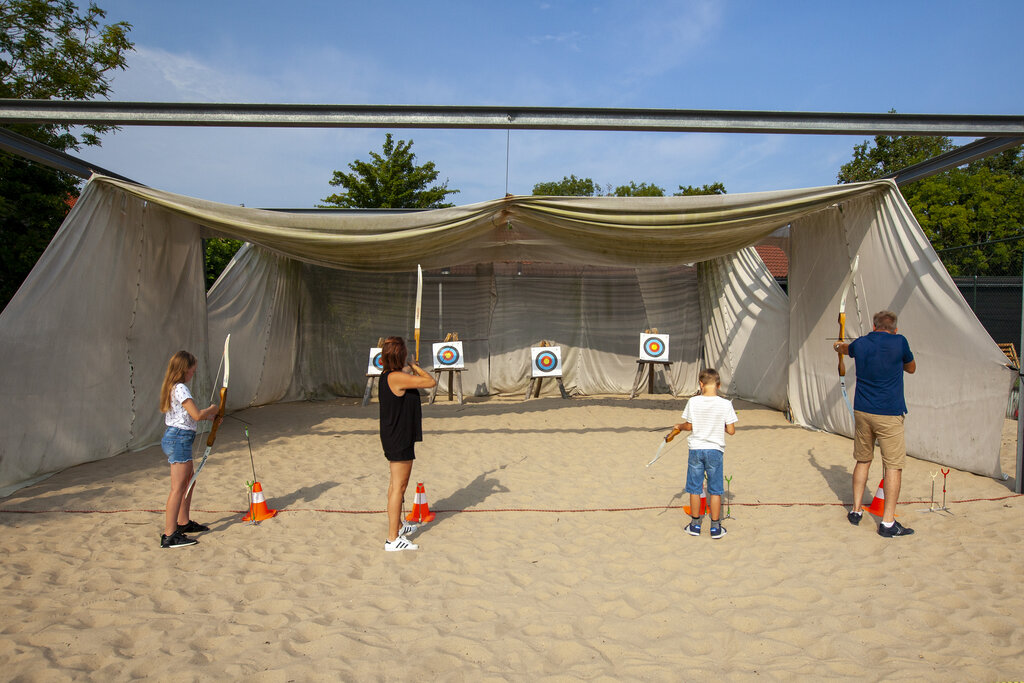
[81,0,1024,208]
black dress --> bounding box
[379,370,423,461]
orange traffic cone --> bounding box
[864,479,886,517]
[242,481,278,522]
[406,482,436,523]
[683,488,707,517]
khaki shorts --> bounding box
[853,411,906,470]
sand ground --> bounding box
[1,395,1022,681]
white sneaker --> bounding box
[400,523,420,536]
[384,535,419,551]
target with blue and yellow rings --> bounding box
[432,341,465,369]
[639,333,670,361]
[531,346,563,377]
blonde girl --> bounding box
[159,351,221,548]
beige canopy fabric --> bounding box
[0,175,1012,495]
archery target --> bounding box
[367,347,383,376]
[639,333,669,361]
[432,341,464,369]
[531,346,562,377]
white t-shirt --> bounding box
[680,394,738,452]
[165,383,198,431]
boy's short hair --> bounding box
[699,368,721,386]
[873,310,898,332]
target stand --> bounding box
[525,341,570,401]
[429,332,465,405]
[629,360,678,398]
[361,338,385,406]
[629,330,678,398]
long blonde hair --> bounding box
[160,351,197,413]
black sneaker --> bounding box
[161,531,198,548]
[877,521,914,538]
[847,510,863,526]
[710,525,727,539]
[177,520,210,533]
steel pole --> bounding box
[1017,249,1024,493]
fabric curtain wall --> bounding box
[788,190,1012,477]
[488,271,586,395]
[213,261,707,401]
[699,247,789,409]
[207,244,302,408]
[635,266,703,396]
[0,182,208,495]
[94,175,893,272]
[1,175,1011,493]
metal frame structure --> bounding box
[0,126,136,182]
[2,100,1022,185]
[2,100,1023,136]
[2,99,1023,490]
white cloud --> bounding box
[108,46,251,102]
[529,31,585,52]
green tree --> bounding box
[0,0,133,308]
[321,133,458,209]
[611,181,665,197]
[532,175,603,196]
[534,176,726,198]
[204,237,244,289]
[838,133,1024,276]
[837,135,953,183]
[674,182,727,196]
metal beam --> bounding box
[890,136,1024,186]
[0,127,138,183]
[2,100,1023,137]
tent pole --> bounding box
[1017,251,1024,493]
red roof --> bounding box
[755,244,789,278]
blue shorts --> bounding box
[162,427,196,464]
[685,449,725,496]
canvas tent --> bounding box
[0,174,1013,495]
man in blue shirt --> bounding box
[834,310,916,537]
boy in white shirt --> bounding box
[672,369,738,539]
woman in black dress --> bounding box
[379,336,436,551]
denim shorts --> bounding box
[685,448,725,496]
[161,427,196,464]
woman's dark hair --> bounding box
[380,336,408,372]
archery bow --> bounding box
[837,256,859,421]
[646,427,682,467]
[414,264,423,363]
[186,333,230,497]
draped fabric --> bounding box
[0,175,1011,494]
[788,191,1012,477]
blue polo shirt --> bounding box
[848,330,914,416]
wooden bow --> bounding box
[837,256,859,420]
[414,264,422,363]
[186,333,230,497]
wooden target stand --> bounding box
[629,328,679,399]
[524,340,570,400]
[429,332,465,405]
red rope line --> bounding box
[0,494,1019,515]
